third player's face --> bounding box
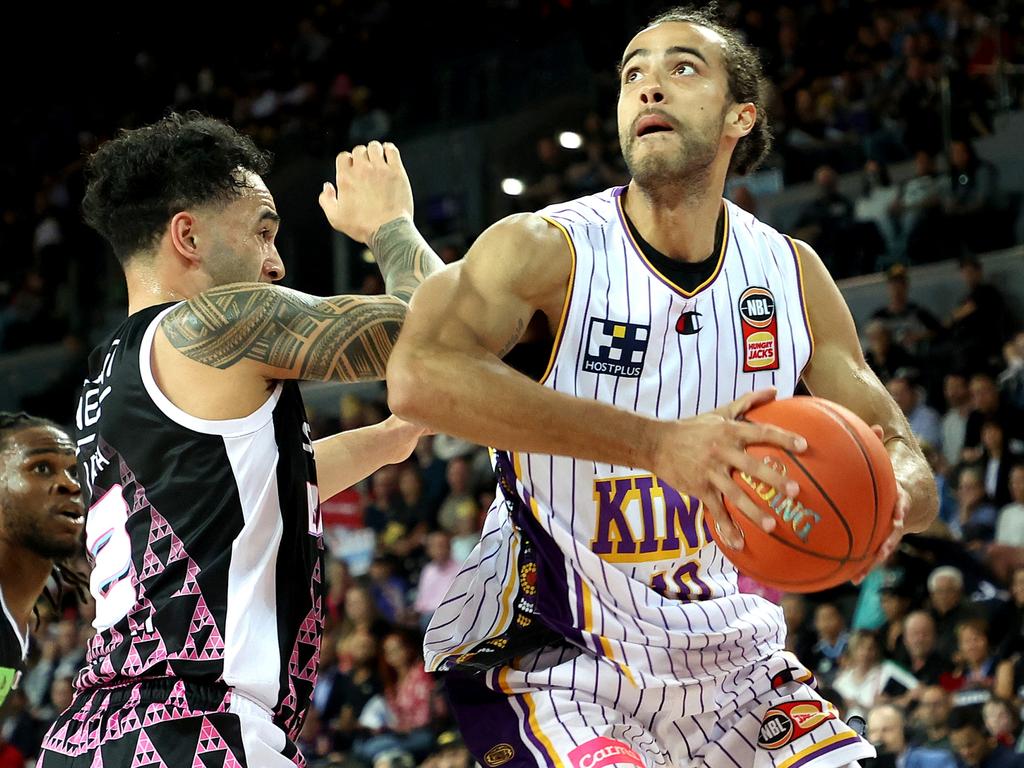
[0,426,83,560]
[617,22,732,188]
[201,171,286,287]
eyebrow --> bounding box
[620,45,710,72]
[25,447,75,457]
[259,209,281,224]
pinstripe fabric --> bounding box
[425,187,812,680]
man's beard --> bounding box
[621,118,721,200]
[4,512,81,560]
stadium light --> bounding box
[559,131,583,149]
[501,178,525,196]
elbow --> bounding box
[386,343,431,422]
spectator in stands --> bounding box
[339,583,390,646]
[910,686,955,752]
[893,611,951,686]
[450,504,480,566]
[982,698,1020,750]
[977,420,1022,507]
[888,370,943,451]
[945,139,1002,255]
[793,165,860,277]
[379,464,430,561]
[993,568,1024,662]
[0,689,38,764]
[878,578,914,656]
[871,265,942,358]
[995,466,1024,547]
[865,320,917,384]
[326,558,353,624]
[894,151,947,265]
[437,456,478,536]
[950,257,1013,374]
[415,436,449,514]
[327,628,382,752]
[834,630,919,719]
[368,556,411,626]
[928,566,974,657]
[855,160,902,264]
[782,594,815,661]
[955,466,999,543]
[867,703,956,768]
[809,602,849,682]
[354,630,444,764]
[965,373,1024,456]
[948,707,1024,767]
[364,465,402,534]
[414,531,462,632]
[999,333,1024,412]
[943,372,973,467]
[922,441,959,529]
[941,619,998,702]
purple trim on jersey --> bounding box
[444,673,537,768]
[786,735,863,768]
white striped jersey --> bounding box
[425,186,814,682]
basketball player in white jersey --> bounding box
[37,114,443,767]
[381,7,938,768]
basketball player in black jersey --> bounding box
[37,114,443,767]
[0,413,83,709]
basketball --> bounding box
[722,396,898,593]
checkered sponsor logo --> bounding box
[582,318,650,378]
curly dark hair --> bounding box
[82,112,272,264]
[643,4,773,176]
[0,412,89,621]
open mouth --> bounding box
[636,114,674,137]
[55,506,85,525]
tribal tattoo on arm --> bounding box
[162,284,406,382]
[368,217,446,304]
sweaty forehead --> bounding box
[623,21,726,66]
[233,169,276,211]
[5,426,74,457]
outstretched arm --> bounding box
[386,214,807,550]
[313,416,424,499]
[161,141,444,384]
[162,284,407,382]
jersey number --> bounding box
[650,561,712,601]
[85,485,137,629]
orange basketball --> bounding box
[721,396,897,593]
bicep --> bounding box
[797,241,896,426]
[161,282,407,382]
[401,215,571,357]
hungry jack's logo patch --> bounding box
[739,286,779,372]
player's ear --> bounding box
[169,211,202,266]
[726,102,756,139]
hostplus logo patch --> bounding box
[582,318,650,378]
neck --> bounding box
[623,174,725,263]
[124,258,192,315]
[0,543,52,631]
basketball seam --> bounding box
[809,399,881,560]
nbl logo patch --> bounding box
[739,286,780,372]
[757,700,837,749]
[582,318,650,378]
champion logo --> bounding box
[676,310,703,335]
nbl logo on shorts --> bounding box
[582,318,650,378]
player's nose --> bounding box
[639,82,665,104]
[264,252,286,283]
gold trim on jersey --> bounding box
[785,235,816,372]
[616,195,730,298]
[537,216,578,386]
[524,692,564,767]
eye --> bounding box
[624,68,641,84]
[675,62,697,76]
[32,462,53,475]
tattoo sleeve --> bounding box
[368,217,446,304]
[162,284,406,382]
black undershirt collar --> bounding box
[621,203,725,294]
